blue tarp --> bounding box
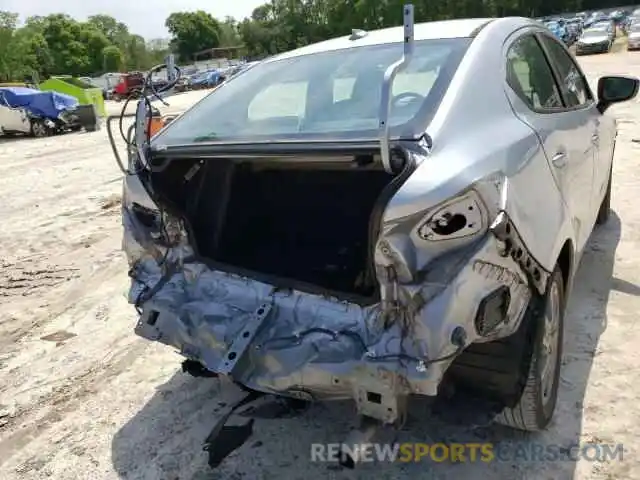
[0,87,78,120]
[190,70,220,87]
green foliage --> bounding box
[165,11,222,62]
[233,0,622,58]
[0,1,629,81]
[102,45,125,72]
[0,12,169,81]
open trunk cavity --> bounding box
[147,155,401,301]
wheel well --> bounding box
[557,239,573,291]
[447,240,574,408]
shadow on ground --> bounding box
[111,212,621,480]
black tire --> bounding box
[596,169,612,226]
[85,124,98,132]
[495,266,565,432]
[30,119,49,138]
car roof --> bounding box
[265,18,495,62]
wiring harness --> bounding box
[106,63,182,176]
[105,63,182,310]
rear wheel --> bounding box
[30,119,50,138]
[495,266,565,431]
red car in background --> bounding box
[111,72,169,102]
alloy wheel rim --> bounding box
[33,122,46,137]
[540,280,561,406]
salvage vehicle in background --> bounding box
[565,17,583,43]
[112,72,145,101]
[0,86,87,137]
[575,27,613,54]
[593,20,616,40]
[544,19,570,44]
[117,11,638,465]
[189,69,224,90]
[628,22,640,50]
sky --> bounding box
[1,0,266,39]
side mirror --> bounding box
[597,75,640,113]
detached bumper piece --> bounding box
[203,388,311,469]
[203,390,264,469]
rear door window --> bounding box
[506,34,563,111]
[538,34,593,108]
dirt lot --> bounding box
[1,51,640,480]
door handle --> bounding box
[592,133,599,143]
[552,151,567,168]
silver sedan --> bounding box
[117,11,638,463]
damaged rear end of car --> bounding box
[119,10,564,436]
[124,145,538,421]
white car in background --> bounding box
[628,23,640,50]
[0,103,31,135]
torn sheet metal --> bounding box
[126,202,533,422]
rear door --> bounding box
[504,30,596,252]
[537,33,604,235]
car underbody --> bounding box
[123,148,546,425]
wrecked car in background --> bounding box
[0,86,82,137]
[119,11,638,446]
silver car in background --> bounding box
[575,26,613,54]
[120,15,638,446]
[628,22,640,50]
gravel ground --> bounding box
[1,50,640,480]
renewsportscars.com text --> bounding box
[311,442,624,463]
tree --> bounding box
[123,34,147,70]
[102,45,124,71]
[0,1,629,82]
[0,12,167,80]
[146,38,171,66]
[39,14,92,75]
[0,11,19,80]
[13,29,54,80]
[87,14,129,45]
[80,24,111,74]
[219,17,242,47]
[165,11,222,61]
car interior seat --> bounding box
[507,59,532,106]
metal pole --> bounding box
[166,54,176,82]
[378,4,415,174]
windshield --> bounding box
[546,22,559,28]
[153,38,471,145]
